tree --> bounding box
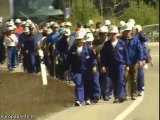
[119,0,159,25]
[68,0,101,24]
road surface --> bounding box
[37,43,159,120]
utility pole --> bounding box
[100,0,103,22]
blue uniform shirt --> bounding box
[100,39,129,68]
[47,32,62,44]
[120,36,144,64]
[56,36,69,55]
[67,44,97,73]
[135,33,148,60]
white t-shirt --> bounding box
[112,39,118,48]
[77,46,83,55]
[4,34,18,47]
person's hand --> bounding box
[142,60,146,66]
[92,66,97,73]
[139,61,143,67]
[126,66,129,71]
[101,67,106,74]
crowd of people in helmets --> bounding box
[0,18,151,106]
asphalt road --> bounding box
[123,44,159,120]
[37,43,159,120]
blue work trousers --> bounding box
[7,46,16,69]
[137,67,144,92]
[92,71,101,98]
[108,65,126,99]
[100,72,111,99]
[72,70,92,103]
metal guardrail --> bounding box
[142,24,159,42]
[143,24,159,32]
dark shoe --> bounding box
[104,96,109,101]
[137,92,142,96]
[93,96,99,103]
[75,101,82,106]
[122,97,128,101]
[119,98,125,103]
[131,97,137,100]
[113,98,119,103]
[8,68,14,71]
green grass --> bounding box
[0,71,74,120]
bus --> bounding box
[0,0,70,23]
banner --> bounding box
[64,7,70,19]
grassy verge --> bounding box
[0,71,74,120]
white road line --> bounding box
[152,55,159,57]
[114,92,144,120]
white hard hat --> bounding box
[118,21,126,28]
[64,28,71,36]
[25,22,30,27]
[134,24,142,32]
[15,19,22,24]
[9,21,15,26]
[98,26,108,33]
[128,19,135,26]
[79,27,87,36]
[85,33,94,41]
[26,19,32,24]
[105,20,111,26]
[46,22,50,27]
[22,21,26,25]
[127,21,135,28]
[75,31,85,40]
[52,23,59,28]
[50,21,55,26]
[64,22,72,27]
[6,26,14,31]
[23,27,29,33]
[89,19,94,25]
[123,23,133,31]
[109,25,119,33]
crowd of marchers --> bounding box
[0,18,153,106]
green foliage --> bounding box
[67,0,101,26]
[119,0,159,25]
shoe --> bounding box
[131,97,137,100]
[85,100,91,105]
[75,101,82,106]
[142,86,145,91]
[8,68,14,71]
[104,96,109,101]
[93,96,99,103]
[122,96,128,101]
[119,98,125,103]
[113,98,119,103]
[137,92,142,96]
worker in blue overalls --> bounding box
[23,24,41,73]
[55,28,71,79]
[134,24,148,96]
[101,25,129,103]
[19,27,30,72]
[93,26,112,101]
[84,32,101,103]
[47,23,62,77]
[66,31,97,106]
[120,23,144,100]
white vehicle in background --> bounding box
[0,0,70,23]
